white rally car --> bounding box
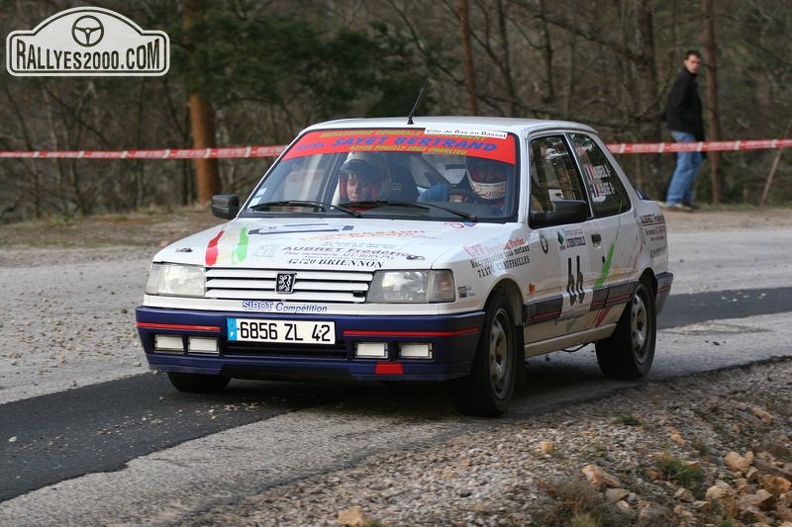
[136,117,672,416]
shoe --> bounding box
[682,201,701,210]
[660,202,693,213]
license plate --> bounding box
[227,318,336,345]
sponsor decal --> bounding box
[554,227,591,319]
[639,213,667,242]
[205,228,249,266]
[321,240,399,249]
[557,227,586,250]
[423,127,508,139]
[583,164,616,199]
[464,237,530,278]
[650,247,667,259]
[283,245,418,267]
[283,129,516,164]
[309,229,438,241]
[251,245,279,258]
[248,223,355,236]
[241,301,329,313]
[457,285,475,298]
[7,7,169,76]
[566,255,585,306]
[639,213,666,226]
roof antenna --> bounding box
[407,83,427,125]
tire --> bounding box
[595,277,656,380]
[451,292,518,417]
[167,371,231,393]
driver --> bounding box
[465,157,510,202]
[419,156,511,207]
[338,158,387,202]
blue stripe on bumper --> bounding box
[136,307,484,382]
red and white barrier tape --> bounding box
[0,145,284,159]
[608,138,792,154]
[0,139,789,159]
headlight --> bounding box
[145,263,205,297]
[367,270,455,303]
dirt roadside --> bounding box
[661,206,792,233]
[0,206,224,250]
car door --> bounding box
[569,132,640,330]
[524,135,595,347]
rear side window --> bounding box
[570,134,631,217]
[529,136,586,212]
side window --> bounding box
[570,134,631,217]
[529,136,586,212]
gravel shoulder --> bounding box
[2,206,792,526]
[188,360,792,527]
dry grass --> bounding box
[0,206,223,249]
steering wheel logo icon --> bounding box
[71,15,104,47]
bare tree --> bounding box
[458,0,479,115]
[701,0,723,204]
[182,0,221,204]
[632,0,663,196]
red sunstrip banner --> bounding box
[281,129,517,164]
[0,139,789,159]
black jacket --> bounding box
[665,67,704,141]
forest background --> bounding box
[1,0,790,222]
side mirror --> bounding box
[211,194,239,219]
[529,199,588,228]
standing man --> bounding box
[663,50,705,212]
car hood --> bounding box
[153,217,513,270]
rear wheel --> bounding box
[595,278,656,379]
[451,292,517,417]
[167,372,231,393]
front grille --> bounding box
[205,268,373,303]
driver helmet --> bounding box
[339,154,387,201]
[466,156,511,201]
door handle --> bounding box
[592,233,602,245]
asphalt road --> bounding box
[1,226,792,525]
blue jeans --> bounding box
[666,131,702,205]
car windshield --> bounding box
[242,128,520,221]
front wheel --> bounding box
[167,371,231,393]
[451,292,518,417]
[595,278,656,379]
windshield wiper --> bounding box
[248,200,360,217]
[414,201,478,221]
[342,200,476,221]
[341,200,423,210]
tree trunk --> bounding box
[538,0,555,106]
[183,0,221,204]
[458,0,478,115]
[633,0,662,197]
[701,0,722,204]
[495,0,518,116]
[188,92,221,203]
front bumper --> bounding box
[136,307,484,382]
